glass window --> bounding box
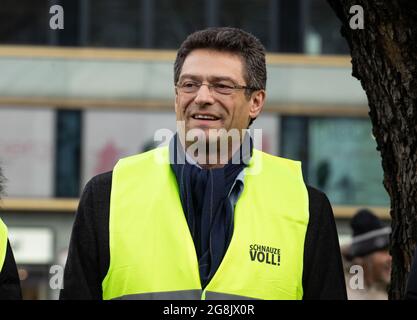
[219,0,270,49]
[0,0,49,45]
[153,0,206,49]
[0,0,350,54]
[304,0,350,54]
[281,116,389,206]
[308,117,388,206]
[89,0,140,47]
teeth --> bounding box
[194,114,218,120]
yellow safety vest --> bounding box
[103,147,309,300]
[0,218,8,272]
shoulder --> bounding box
[306,185,329,207]
[256,151,329,209]
[74,171,113,248]
[78,171,113,212]
[253,152,305,187]
[256,151,301,171]
[88,171,113,188]
[83,171,113,196]
[305,185,336,229]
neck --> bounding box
[179,134,250,169]
[187,141,240,169]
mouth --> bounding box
[191,113,221,121]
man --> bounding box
[342,209,391,300]
[0,167,22,299]
[61,27,347,300]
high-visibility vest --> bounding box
[102,147,309,300]
[0,218,8,272]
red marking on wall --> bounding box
[94,141,124,175]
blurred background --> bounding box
[0,0,389,299]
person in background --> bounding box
[0,167,22,299]
[342,208,391,300]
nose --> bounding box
[194,83,215,106]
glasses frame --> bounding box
[176,80,259,96]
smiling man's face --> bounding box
[175,49,264,149]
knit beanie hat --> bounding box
[349,209,391,258]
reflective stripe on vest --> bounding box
[102,147,309,300]
[0,218,8,272]
[114,290,256,300]
[114,290,202,300]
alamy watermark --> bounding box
[49,5,64,30]
[48,263,367,291]
[47,4,363,32]
[49,264,64,290]
[152,122,263,174]
[349,5,364,30]
[348,264,364,290]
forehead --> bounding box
[180,49,245,82]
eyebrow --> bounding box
[179,74,239,83]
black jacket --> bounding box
[60,171,347,300]
[0,241,22,300]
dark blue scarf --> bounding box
[170,134,252,287]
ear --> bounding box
[249,90,266,120]
[174,87,179,113]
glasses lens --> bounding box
[179,81,199,93]
[213,83,234,95]
[178,81,243,95]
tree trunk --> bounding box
[327,0,417,299]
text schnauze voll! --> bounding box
[249,244,281,266]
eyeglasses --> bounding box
[176,80,258,95]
